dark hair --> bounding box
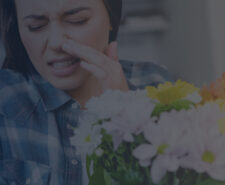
[103,0,122,42]
[0,0,122,74]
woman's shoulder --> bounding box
[120,60,174,89]
[0,69,39,120]
[0,69,32,94]
[0,69,28,86]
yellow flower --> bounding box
[146,80,199,104]
[216,101,225,135]
[200,73,225,103]
[215,99,225,111]
[208,99,225,135]
[218,117,225,135]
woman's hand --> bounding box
[62,39,129,92]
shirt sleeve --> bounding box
[0,116,8,185]
[0,178,7,185]
[120,60,174,90]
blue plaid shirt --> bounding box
[0,60,172,185]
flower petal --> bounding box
[163,155,179,172]
[139,159,151,167]
[132,144,157,160]
[208,166,225,181]
[151,156,167,184]
[123,132,134,142]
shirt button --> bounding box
[26,178,31,184]
[71,159,78,165]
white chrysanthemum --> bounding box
[133,109,191,184]
[181,135,225,181]
[194,102,225,137]
[98,90,155,149]
[180,103,225,181]
[85,90,128,119]
[133,102,225,184]
[85,89,152,120]
[70,114,103,156]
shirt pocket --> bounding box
[0,159,51,185]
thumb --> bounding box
[105,41,118,61]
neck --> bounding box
[66,75,101,109]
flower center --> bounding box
[157,144,169,155]
[202,151,215,164]
[85,135,91,143]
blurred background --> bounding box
[1,0,225,86]
[117,0,225,86]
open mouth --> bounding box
[48,57,81,69]
[47,57,82,77]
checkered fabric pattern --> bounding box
[0,60,172,185]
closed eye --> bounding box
[24,14,48,32]
[28,25,44,31]
[65,18,89,25]
[27,23,47,31]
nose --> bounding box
[46,23,67,52]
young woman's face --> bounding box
[15,0,111,90]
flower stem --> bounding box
[196,174,202,185]
[173,172,179,185]
[144,167,153,185]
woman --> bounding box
[0,0,172,184]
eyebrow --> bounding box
[23,15,48,21]
[63,7,91,17]
[23,7,90,21]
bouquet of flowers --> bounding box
[70,74,225,185]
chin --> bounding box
[53,82,81,91]
[49,79,81,91]
[47,73,90,91]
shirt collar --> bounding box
[30,73,74,112]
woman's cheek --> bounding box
[21,34,44,64]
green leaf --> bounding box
[104,170,113,185]
[151,99,194,117]
[88,165,106,185]
[197,179,225,185]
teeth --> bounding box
[52,61,75,69]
